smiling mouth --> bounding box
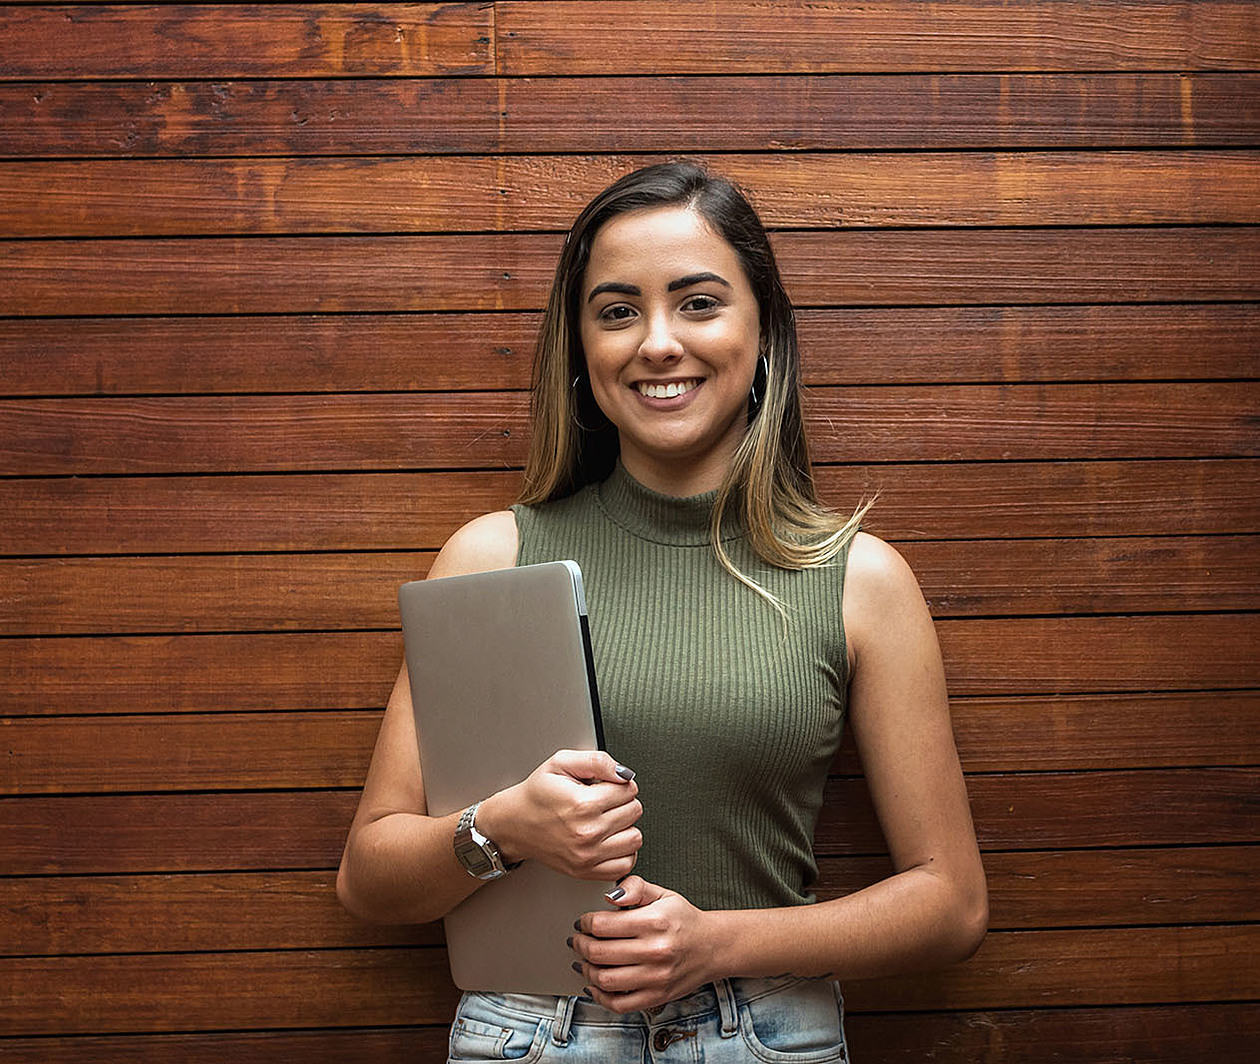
[635,378,702,399]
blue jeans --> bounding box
[448,975,849,1062]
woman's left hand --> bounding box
[570,875,717,1013]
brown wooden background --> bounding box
[1,1,1258,1060]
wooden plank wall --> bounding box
[1,1,1258,1059]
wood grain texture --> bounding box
[0,870,440,956]
[3,460,1257,556]
[3,535,1256,634]
[843,924,1260,1010]
[0,4,494,80]
[5,844,1256,957]
[0,946,459,1035]
[0,1004,1256,1064]
[942,691,1260,772]
[498,1,1260,75]
[5,692,1257,794]
[2,1,1255,1057]
[0,77,504,157]
[2,74,1255,158]
[0,1027,449,1064]
[2,615,1255,717]
[495,74,1260,153]
[5,151,1259,237]
[3,304,1256,396]
[3,383,1254,475]
[0,926,1256,1034]
[823,768,1260,854]
[2,769,1255,875]
[3,228,1256,316]
[936,615,1260,695]
[845,1003,1260,1064]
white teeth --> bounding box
[638,379,698,399]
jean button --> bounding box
[652,1027,695,1051]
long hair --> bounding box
[518,161,875,610]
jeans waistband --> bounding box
[473,974,813,1046]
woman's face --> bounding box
[578,205,762,493]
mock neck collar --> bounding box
[593,461,743,546]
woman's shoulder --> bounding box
[842,530,933,652]
[428,510,519,580]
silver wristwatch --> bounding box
[453,801,520,881]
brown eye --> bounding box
[600,304,635,322]
[683,295,720,313]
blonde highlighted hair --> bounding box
[518,161,875,611]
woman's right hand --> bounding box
[476,750,643,881]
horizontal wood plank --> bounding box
[0,1027,447,1064]
[0,77,503,157]
[499,73,1260,153]
[2,383,1255,475]
[5,844,1256,956]
[3,460,1257,557]
[3,228,1256,317]
[498,1,1260,75]
[5,692,1257,793]
[2,1003,1255,1064]
[0,5,494,80]
[943,691,1260,773]
[2,74,1255,158]
[936,615,1260,695]
[3,536,1256,634]
[0,946,458,1035]
[4,304,1256,396]
[0,926,1256,1034]
[847,1002,1260,1064]
[5,151,1259,237]
[816,768,1260,855]
[3,615,1255,716]
[2,769,1255,874]
[847,924,1260,1011]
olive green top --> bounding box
[511,462,854,911]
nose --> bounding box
[637,310,684,362]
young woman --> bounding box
[337,161,987,1061]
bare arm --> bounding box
[705,532,988,977]
[336,510,643,925]
[335,511,520,924]
[572,532,988,1008]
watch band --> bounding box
[453,801,519,881]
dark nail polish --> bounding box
[573,919,582,932]
[614,764,636,782]
[583,986,594,998]
[566,936,573,949]
[605,886,625,902]
[571,961,582,974]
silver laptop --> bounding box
[399,560,612,993]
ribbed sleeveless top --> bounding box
[510,462,854,911]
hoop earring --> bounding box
[571,373,603,433]
[748,353,770,413]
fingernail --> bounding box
[573,919,582,932]
[583,986,594,998]
[566,936,573,949]
[614,764,636,782]
[571,961,582,974]
[605,886,625,902]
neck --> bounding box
[618,441,740,498]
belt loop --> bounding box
[552,994,578,1046]
[715,978,739,1037]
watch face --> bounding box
[455,806,506,879]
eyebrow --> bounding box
[586,272,732,303]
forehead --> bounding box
[583,206,746,288]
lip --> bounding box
[629,377,704,409]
